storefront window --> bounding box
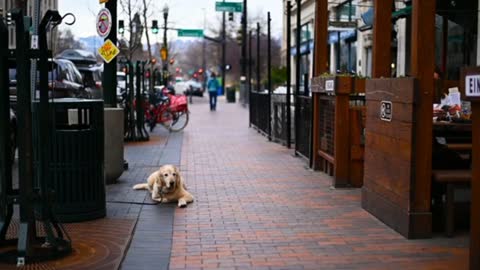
[301,23,311,43]
[336,0,356,22]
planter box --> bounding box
[311,75,366,188]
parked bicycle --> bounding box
[144,86,189,132]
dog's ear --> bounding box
[174,167,181,184]
[156,169,166,187]
[175,167,188,190]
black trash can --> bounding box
[226,87,236,103]
[34,98,105,222]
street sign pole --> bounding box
[103,0,117,107]
[222,0,226,97]
[240,0,247,106]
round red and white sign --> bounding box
[96,8,112,38]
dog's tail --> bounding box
[133,183,149,190]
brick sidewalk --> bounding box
[169,96,468,270]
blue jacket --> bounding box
[207,77,219,92]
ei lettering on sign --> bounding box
[380,101,392,122]
[465,75,480,97]
[325,79,335,92]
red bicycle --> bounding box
[145,87,189,132]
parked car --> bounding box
[47,59,94,99]
[57,49,102,98]
[8,59,92,107]
[183,79,204,97]
[76,64,103,99]
[56,49,97,66]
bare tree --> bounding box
[54,29,84,55]
[141,0,153,62]
[119,0,144,61]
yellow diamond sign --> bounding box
[98,39,119,63]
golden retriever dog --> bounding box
[133,165,194,207]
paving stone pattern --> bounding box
[115,127,182,270]
[169,97,469,270]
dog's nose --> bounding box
[170,181,175,186]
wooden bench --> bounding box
[432,169,471,237]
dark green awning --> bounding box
[392,5,412,20]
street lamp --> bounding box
[162,4,169,83]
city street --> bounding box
[117,96,468,270]
[0,0,478,269]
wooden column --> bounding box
[313,0,328,76]
[410,0,436,237]
[471,103,480,270]
[311,0,328,170]
[372,0,393,78]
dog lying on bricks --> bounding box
[133,165,194,208]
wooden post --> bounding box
[372,0,393,78]
[313,0,328,76]
[462,68,480,270]
[311,0,328,169]
[333,77,352,187]
[471,102,480,270]
[410,0,436,237]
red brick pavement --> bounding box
[171,97,468,270]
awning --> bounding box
[328,29,357,44]
[361,8,374,26]
[290,40,314,56]
[359,5,412,31]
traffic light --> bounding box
[228,12,234,21]
[151,58,157,65]
[152,20,159,34]
[198,68,203,74]
[119,20,125,34]
[236,28,242,45]
[169,58,175,65]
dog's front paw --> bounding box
[178,199,187,208]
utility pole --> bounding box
[256,22,260,92]
[248,29,253,127]
[240,0,247,105]
[286,1,292,149]
[222,0,226,96]
[294,0,301,156]
[163,4,169,83]
[267,12,271,141]
[202,8,207,91]
[103,0,117,107]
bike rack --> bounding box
[0,9,72,266]
[124,60,149,141]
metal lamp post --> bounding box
[163,4,169,80]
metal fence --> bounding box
[271,94,294,145]
[250,91,270,135]
[318,96,336,157]
[294,95,312,159]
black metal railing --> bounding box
[271,94,295,146]
[318,96,336,156]
[295,95,312,159]
[250,91,270,135]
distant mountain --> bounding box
[79,35,195,55]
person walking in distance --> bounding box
[207,72,219,111]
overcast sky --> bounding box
[58,0,283,40]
